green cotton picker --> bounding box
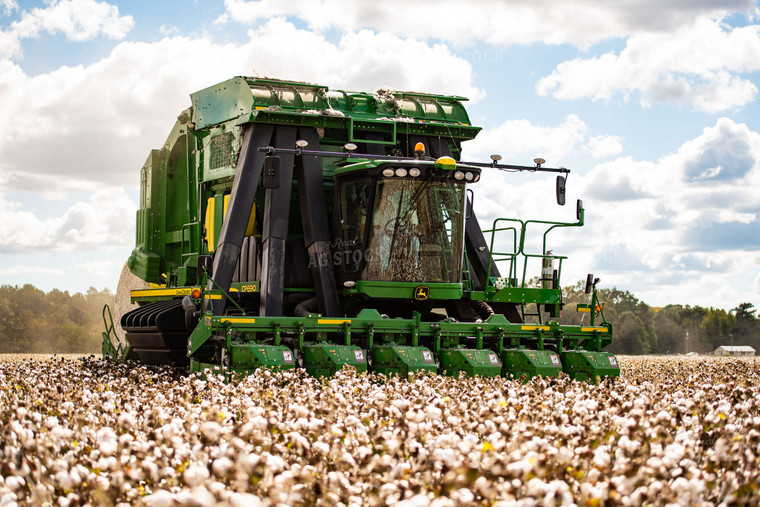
[101,76,619,382]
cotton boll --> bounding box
[96,427,118,457]
[140,489,174,507]
[426,405,443,420]
[211,457,233,477]
[313,441,330,456]
[396,493,434,507]
[200,421,222,443]
[229,493,266,507]
[4,476,23,492]
[183,464,210,487]
[593,446,611,469]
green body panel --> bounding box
[189,343,295,378]
[561,350,620,382]
[128,115,200,286]
[501,348,562,381]
[354,281,463,300]
[228,342,296,373]
[302,343,368,378]
[440,348,502,377]
[472,287,562,304]
[372,345,437,377]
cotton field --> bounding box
[1,355,759,506]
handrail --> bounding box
[483,214,582,290]
[484,219,520,285]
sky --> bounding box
[0,0,758,311]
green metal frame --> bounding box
[187,306,612,355]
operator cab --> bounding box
[333,156,481,285]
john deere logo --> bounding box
[414,286,430,300]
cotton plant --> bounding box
[0,354,758,506]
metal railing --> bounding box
[483,214,583,290]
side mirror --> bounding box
[576,199,583,221]
[198,255,213,280]
[556,175,566,205]
[263,156,281,189]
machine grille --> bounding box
[209,132,234,169]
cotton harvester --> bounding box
[101,76,619,381]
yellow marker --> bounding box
[132,288,192,298]
[220,317,254,324]
[521,325,550,331]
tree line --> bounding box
[559,281,759,355]
[0,284,114,354]
[0,282,756,355]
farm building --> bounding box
[713,346,756,357]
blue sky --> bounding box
[1,0,759,311]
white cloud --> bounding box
[584,118,760,214]
[679,117,759,185]
[0,0,134,59]
[73,258,124,278]
[587,135,624,158]
[0,18,481,193]
[572,117,760,305]
[0,265,64,276]
[0,0,17,16]
[536,17,760,112]
[0,187,136,254]
[159,24,181,37]
[217,0,754,48]
[218,2,760,114]
[242,21,482,100]
[465,116,760,308]
[462,114,619,164]
[0,34,18,61]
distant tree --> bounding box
[0,284,113,354]
[653,307,685,354]
[650,305,711,354]
[582,286,656,353]
[555,280,760,355]
[733,302,757,319]
[607,311,656,355]
[731,302,759,350]
[700,308,736,351]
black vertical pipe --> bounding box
[259,126,297,316]
[295,126,341,316]
[464,203,501,291]
[208,124,273,315]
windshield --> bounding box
[363,178,466,283]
